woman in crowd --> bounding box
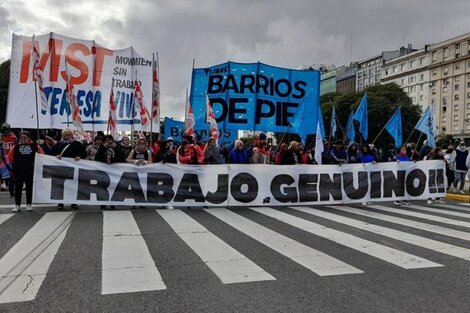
[394,146,411,206]
[229,140,249,164]
[127,138,153,165]
[120,136,133,159]
[250,142,269,164]
[177,135,204,164]
[331,142,348,164]
[203,138,223,164]
[8,131,44,212]
[281,141,300,165]
[86,135,103,160]
[0,135,12,194]
[274,143,288,165]
[347,143,360,163]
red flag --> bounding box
[32,42,48,114]
[206,95,219,143]
[151,63,160,121]
[184,92,195,136]
[134,81,151,128]
[108,82,117,137]
[65,67,84,134]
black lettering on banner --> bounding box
[406,169,426,197]
[271,174,298,203]
[228,98,248,124]
[383,170,405,197]
[274,79,292,97]
[224,75,240,93]
[255,99,275,124]
[280,102,298,127]
[343,172,368,199]
[43,165,74,200]
[206,174,229,204]
[436,169,445,193]
[208,75,224,93]
[111,172,146,203]
[370,171,382,199]
[211,98,228,122]
[231,173,258,203]
[428,169,437,193]
[77,169,110,201]
[319,173,342,201]
[240,75,255,93]
[174,174,205,202]
[256,74,269,94]
[299,174,318,202]
[293,81,307,99]
[147,173,175,203]
[170,127,180,137]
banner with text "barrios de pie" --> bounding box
[190,62,321,133]
[33,155,446,206]
[7,32,156,131]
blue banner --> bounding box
[190,62,321,134]
[164,117,238,147]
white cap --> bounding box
[167,137,174,141]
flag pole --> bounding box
[91,40,97,138]
[64,60,71,128]
[131,70,137,144]
[32,35,41,142]
[107,77,114,135]
[150,53,155,148]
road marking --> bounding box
[0,204,56,209]
[250,207,442,269]
[329,205,470,242]
[0,214,13,225]
[292,207,470,261]
[369,205,470,228]
[205,208,363,276]
[157,209,275,284]
[102,211,166,295]
[0,212,74,304]
[407,204,470,218]
[428,203,470,213]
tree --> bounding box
[321,83,422,148]
[0,60,10,123]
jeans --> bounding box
[453,171,466,190]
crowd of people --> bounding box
[0,122,467,213]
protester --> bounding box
[86,135,103,160]
[219,143,229,164]
[426,147,446,204]
[359,144,376,206]
[330,142,348,164]
[203,138,223,164]
[177,135,204,164]
[53,128,86,210]
[229,140,249,164]
[419,140,432,160]
[281,141,300,164]
[452,141,468,194]
[444,144,456,192]
[1,123,17,196]
[250,142,269,164]
[0,135,12,193]
[394,146,411,206]
[347,143,360,163]
[40,135,57,156]
[119,136,133,159]
[95,135,125,164]
[127,138,152,165]
[156,137,177,164]
[8,131,44,212]
[274,143,288,165]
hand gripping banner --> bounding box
[34,154,446,207]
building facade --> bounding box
[320,69,337,95]
[336,63,358,94]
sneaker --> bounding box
[71,204,79,210]
[459,190,465,195]
[394,201,401,206]
[12,205,20,212]
[401,201,410,206]
[26,205,33,212]
[362,202,371,206]
[436,199,446,204]
[166,205,174,210]
[57,204,65,210]
[427,199,435,205]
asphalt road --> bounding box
[1,192,470,313]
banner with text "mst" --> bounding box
[190,62,321,134]
[7,32,155,131]
[33,155,446,206]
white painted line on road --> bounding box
[0,204,57,209]
[0,212,74,304]
[329,205,470,242]
[205,208,363,276]
[157,210,275,284]
[369,205,470,229]
[432,203,470,212]
[407,204,470,218]
[101,211,166,295]
[250,207,442,269]
[293,207,470,261]
[0,214,13,225]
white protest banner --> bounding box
[33,155,446,206]
[7,32,157,132]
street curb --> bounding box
[446,193,470,203]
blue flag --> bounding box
[331,106,337,138]
[346,111,355,143]
[353,92,368,141]
[384,108,402,148]
[291,100,307,144]
[415,106,436,148]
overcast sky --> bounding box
[1,0,470,120]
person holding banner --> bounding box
[127,138,153,166]
[330,142,348,165]
[229,140,249,164]
[177,135,204,165]
[8,131,44,212]
[119,137,133,159]
[86,135,104,160]
[203,139,223,164]
[53,128,86,210]
[281,141,301,165]
[394,146,411,206]
[0,135,12,193]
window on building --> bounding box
[401,79,405,85]
[454,125,459,132]
[454,115,459,121]
[443,106,447,112]
[466,124,470,130]
[420,95,424,101]
[409,76,415,83]
[432,89,436,95]
[444,48,449,60]
[411,97,416,103]
[456,63,461,70]
[443,86,447,93]
[467,92,470,99]
[420,74,425,81]
[455,75,460,82]
[442,126,447,132]
[400,64,404,71]
[467,103,470,110]
[443,67,449,75]
[466,113,470,119]
[393,66,396,73]
[420,84,424,91]
[455,94,460,101]
[455,84,460,91]
[467,81,470,88]
[432,52,437,64]
[431,98,435,105]
[454,104,459,111]
[443,96,447,105]
[433,70,437,76]
[442,116,447,122]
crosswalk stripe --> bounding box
[433,203,470,212]
[329,205,470,242]
[250,207,441,269]
[205,208,363,276]
[369,205,470,228]
[101,211,166,295]
[0,204,57,209]
[156,210,275,284]
[0,212,74,304]
[0,214,13,225]
[456,203,470,208]
[407,204,470,218]
[292,207,470,261]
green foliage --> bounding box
[321,83,422,148]
[0,60,10,123]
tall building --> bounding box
[357,46,415,91]
[381,47,431,109]
[320,69,337,95]
[427,32,470,140]
[336,63,358,94]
